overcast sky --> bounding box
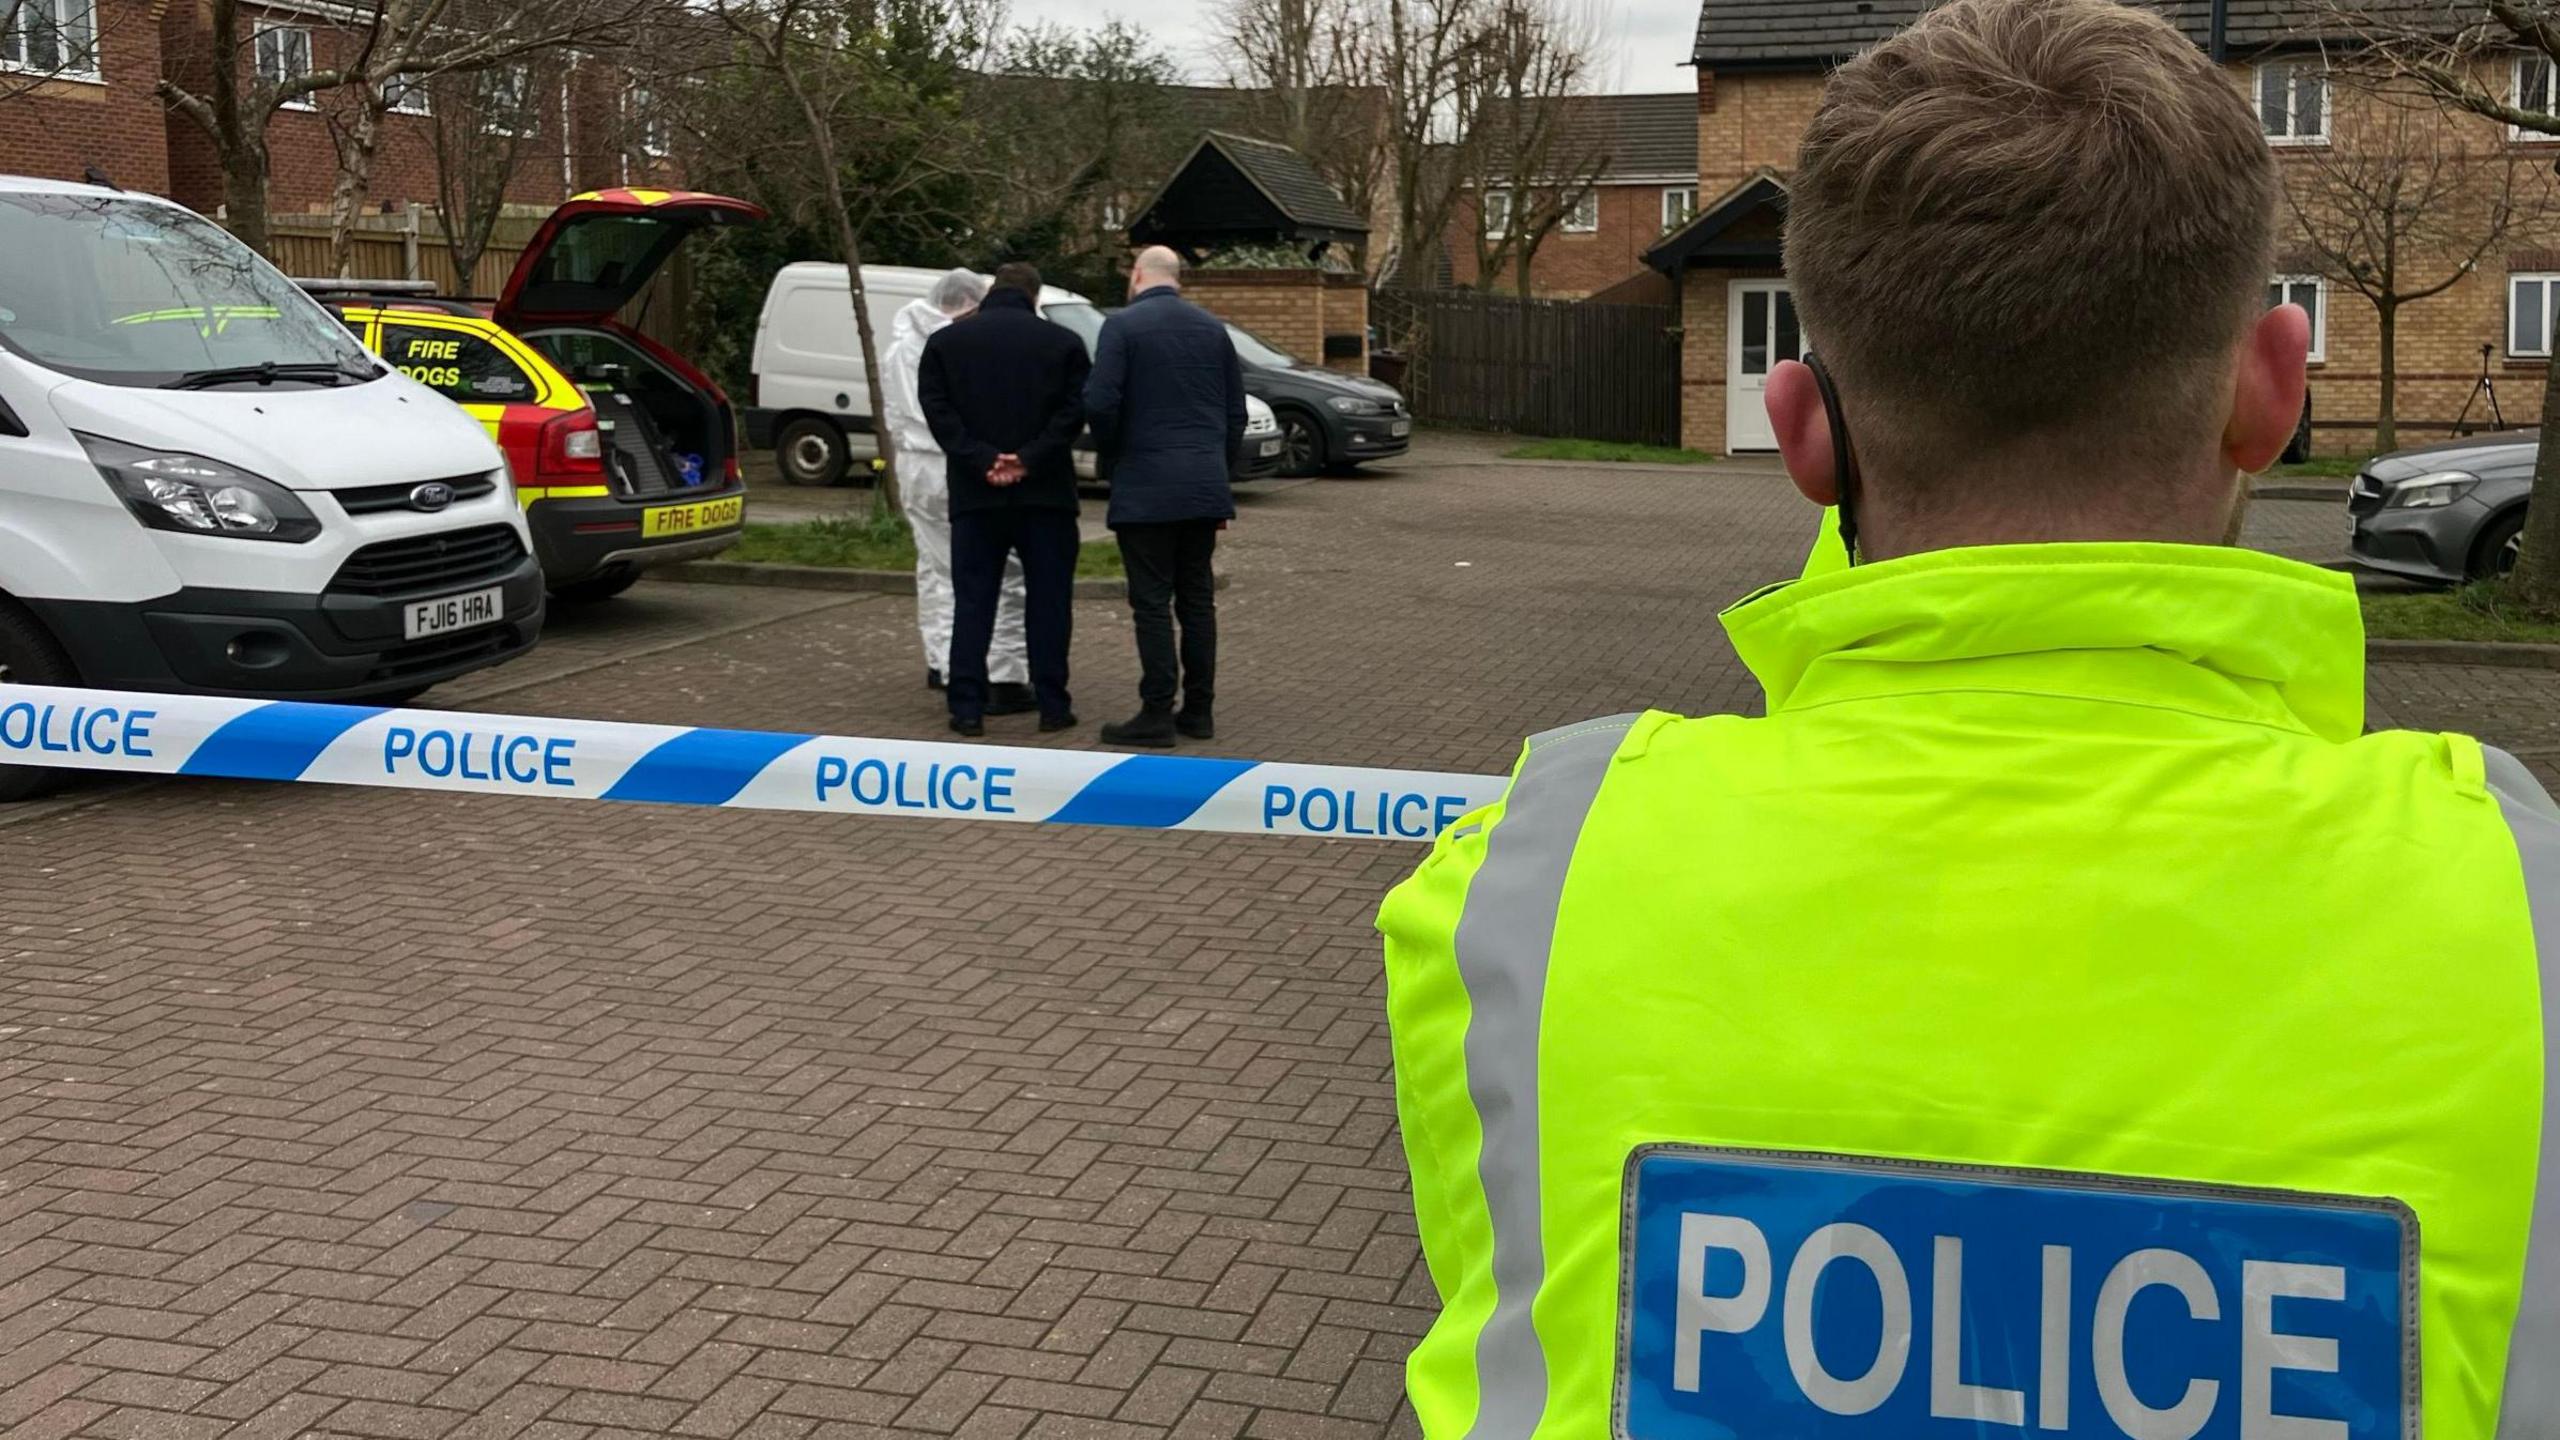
[1006,0,1699,93]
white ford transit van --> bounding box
[0,177,541,797]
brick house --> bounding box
[1650,0,2560,457]
[1445,91,1701,299]
[0,0,674,237]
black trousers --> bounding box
[1115,520,1219,712]
[950,507,1078,720]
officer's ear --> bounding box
[1767,359,1839,507]
[2225,303,2311,475]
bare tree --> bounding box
[698,0,997,513]
[1381,0,1494,289]
[1216,0,1389,262]
[1459,0,1610,296]
[979,19,1183,272]
[156,0,645,259]
[2325,3,2560,604]
[426,60,551,289]
[2280,87,2545,451]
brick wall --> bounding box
[1677,56,2558,457]
[5,3,665,235]
[1186,270,1369,372]
[1696,70,1824,195]
[0,0,173,193]
[1446,181,1691,298]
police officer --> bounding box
[1379,1,2553,1435]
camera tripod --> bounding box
[2454,342,2506,436]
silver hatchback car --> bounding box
[2347,430,2534,584]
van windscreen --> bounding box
[0,192,378,388]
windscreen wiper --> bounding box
[163,359,378,390]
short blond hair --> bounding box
[1785,0,2277,484]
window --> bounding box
[1101,196,1126,232]
[256,24,313,108]
[0,0,98,78]
[485,63,534,136]
[1661,186,1697,232]
[1482,187,1513,238]
[628,85,667,157]
[1561,189,1599,234]
[2267,275,2326,363]
[2257,61,2327,144]
[383,73,430,116]
[378,322,537,403]
[2517,55,2558,139]
[2511,273,2560,358]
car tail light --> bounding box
[539,409,604,480]
[724,452,741,484]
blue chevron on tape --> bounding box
[603,727,816,806]
[180,702,380,782]
[1045,753,1258,830]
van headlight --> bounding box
[79,435,321,542]
[2385,471,2479,509]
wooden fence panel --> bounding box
[1372,290,1681,447]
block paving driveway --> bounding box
[2,444,2553,1438]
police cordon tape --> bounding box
[0,684,1508,841]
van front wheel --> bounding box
[776,417,850,487]
[0,600,76,803]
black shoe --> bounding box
[1175,709,1214,740]
[949,714,984,737]
[926,668,945,692]
[1100,708,1177,748]
[1039,711,1080,733]
[987,682,1037,717]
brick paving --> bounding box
[3,440,2557,1438]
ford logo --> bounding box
[409,482,456,512]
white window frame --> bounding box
[2511,272,2560,359]
[1561,188,1599,234]
[2267,275,2327,364]
[1482,187,1513,239]
[1661,185,1697,232]
[1101,196,1126,231]
[382,72,430,116]
[2256,60,2328,146]
[627,84,667,157]
[0,0,101,81]
[2515,54,2560,141]
[256,22,315,111]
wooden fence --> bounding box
[1371,289,1682,448]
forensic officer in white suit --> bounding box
[881,269,1031,710]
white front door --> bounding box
[1726,281,1803,453]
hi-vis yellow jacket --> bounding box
[1379,541,2554,1438]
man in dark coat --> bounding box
[918,262,1091,735]
[1083,246,1245,747]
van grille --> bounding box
[332,475,500,516]
[367,625,525,683]
[329,525,526,598]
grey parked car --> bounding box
[2348,430,2533,584]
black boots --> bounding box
[987,682,1036,716]
[1100,707,1177,748]
[1175,709,1213,740]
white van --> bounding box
[746,263,1114,487]
[0,177,540,797]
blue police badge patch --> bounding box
[1615,1146,2416,1439]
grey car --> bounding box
[2348,430,2534,584]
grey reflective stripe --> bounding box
[1451,715,1633,1440]
[2490,746,2560,1438]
